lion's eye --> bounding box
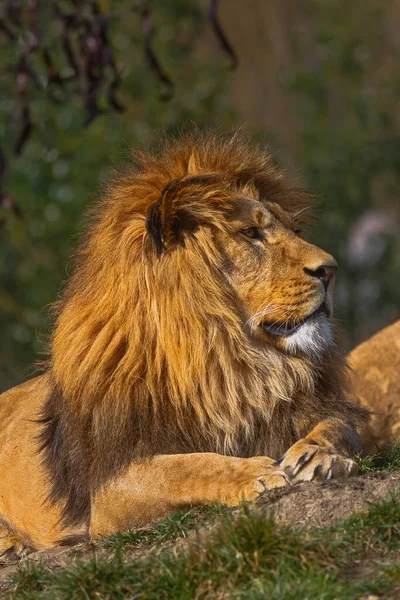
[240,226,264,240]
[294,228,303,235]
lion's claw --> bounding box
[278,441,358,483]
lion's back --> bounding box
[349,319,400,452]
[0,374,68,549]
[0,375,48,426]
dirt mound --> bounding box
[263,470,400,528]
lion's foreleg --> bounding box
[276,417,362,483]
[90,452,289,538]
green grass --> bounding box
[358,441,400,474]
[7,497,400,600]
[103,504,228,551]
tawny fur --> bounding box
[348,319,400,453]
[0,131,372,553]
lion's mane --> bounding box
[40,131,366,526]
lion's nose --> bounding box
[304,264,338,290]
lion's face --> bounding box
[145,169,337,358]
[216,197,337,356]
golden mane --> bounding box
[41,131,365,526]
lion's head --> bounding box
[163,180,337,358]
[42,131,364,526]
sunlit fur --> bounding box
[41,130,368,525]
[348,319,400,454]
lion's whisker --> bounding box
[292,206,312,220]
[245,303,278,330]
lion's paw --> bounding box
[0,530,30,561]
[277,441,358,483]
[224,457,290,506]
[254,470,291,493]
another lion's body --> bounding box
[0,132,373,554]
[349,319,400,454]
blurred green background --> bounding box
[1,0,399,392]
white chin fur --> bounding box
[285,314,333,356]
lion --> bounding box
[348,319,400,454]
[0,131,369,555]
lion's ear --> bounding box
[145,198,165,255]
[187,149,200,175]
[145,188,199,255]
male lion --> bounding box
[0,132,369,555]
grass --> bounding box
[4,446,400,599]
[6,497,400,599]
[358,440,400,474]
[103,504,228,551]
